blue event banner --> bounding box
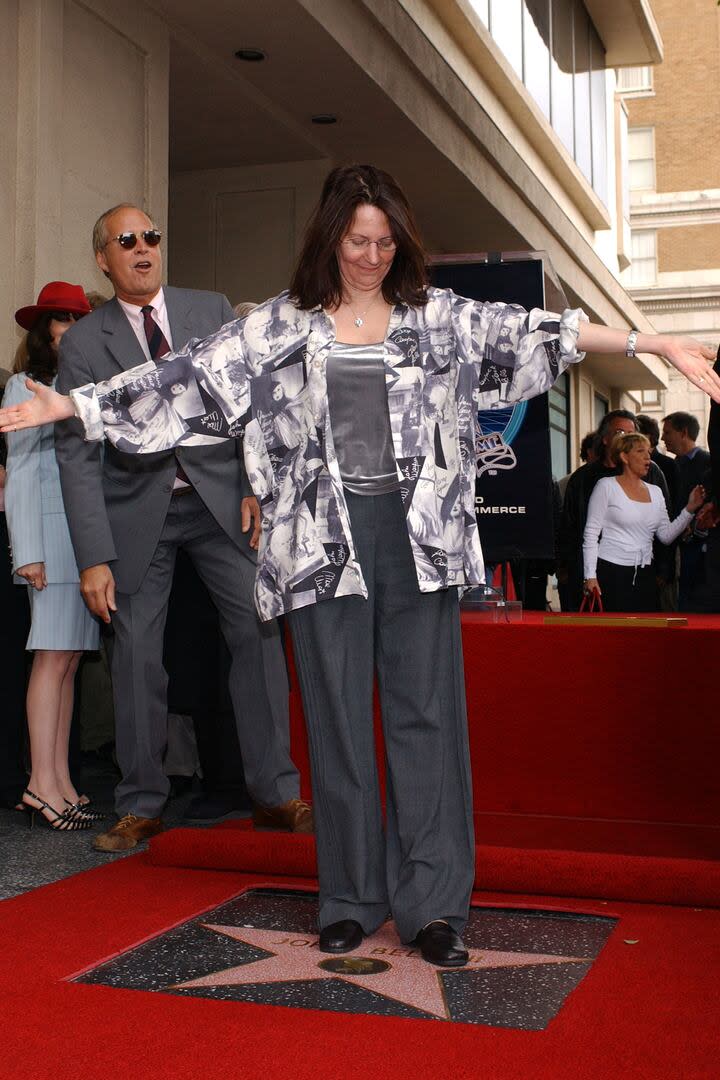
[430,257,556,561]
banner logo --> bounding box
[476,402,526,478]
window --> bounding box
[550,0,575,156]
[628,127,655,192]
[618,102,630,223]
[594,393,608,430]
[590,25,608,206]
[468,0,489,25]
[523,0,551,119]
[490,0,523,78]
[617,66,653,94]
[470,0,492,24]
[549,372,570,480]
[641,389,660,407]
[476,1,609,204]
[573,1,592,184]
[629,230,657,286]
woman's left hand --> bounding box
[0,378,75,432]
[578,325,720,400]
[659,337,720,400]
[16,561,47,590]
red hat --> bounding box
[15,281,92,331]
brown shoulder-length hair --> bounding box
[14,312,58,385]
[289,164,429,310]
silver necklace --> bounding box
[345,294,380,327]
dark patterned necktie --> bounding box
[141,305,171,360]
[141,305,190,487]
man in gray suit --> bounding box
[56,203,311,850]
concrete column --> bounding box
[15,0,65,311]
[3,0,169,372]
[0,0,20,369]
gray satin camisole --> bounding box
[326,341,401,496]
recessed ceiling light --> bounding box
[234,48,266,62]
[311,114,338,125]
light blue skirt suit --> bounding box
[4,374,99,651]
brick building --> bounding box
[621,0,720,445]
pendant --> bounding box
[354,317,363,327]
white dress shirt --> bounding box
[117,288,173,361]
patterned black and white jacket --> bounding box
[71,288,587,620]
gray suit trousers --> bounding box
[112,490,298,818]
[288,490,475,943]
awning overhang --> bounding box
[584,0,664,67]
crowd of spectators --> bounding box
[556,406,719,614]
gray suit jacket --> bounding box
[4,374,81,584]
[55,286,246,593]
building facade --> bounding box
[621,0,720,447]
[3,0,672,473]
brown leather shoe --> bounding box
[93,813,163,852]
[252,798,313,833]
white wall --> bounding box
[168,160,331,305]
[3,0,169,374]
[0,0,20,374]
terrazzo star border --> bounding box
[74,887,616,1028]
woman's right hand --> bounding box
[687,485,706,513]
[584,577,601,595]
[0,379,75,432]
[16,561,47,590]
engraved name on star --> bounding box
[172,921,588,1020]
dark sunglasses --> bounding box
[49,311,82,323]
[105,229,162,250]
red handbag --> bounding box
[579,587,604,613]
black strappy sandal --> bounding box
[23,789,93,831]
[64,798,105,821]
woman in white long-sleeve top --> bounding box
[583,431,705,611]
[5,282,99,830]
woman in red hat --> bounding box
[4,282,100,830]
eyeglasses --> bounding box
[104,229,162,250]
[49,312,81,323]
[341,236,397,252]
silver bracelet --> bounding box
[625,329,639,358]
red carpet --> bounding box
[3,615,716,1077]
[1,852,718,1079]
[148,819,720,907]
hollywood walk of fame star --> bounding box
[172,921,589,1020]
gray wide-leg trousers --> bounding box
[111,492,299,818]
[288,490,475,944]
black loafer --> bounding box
[318,919,364,954]
[414,921,469,967]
